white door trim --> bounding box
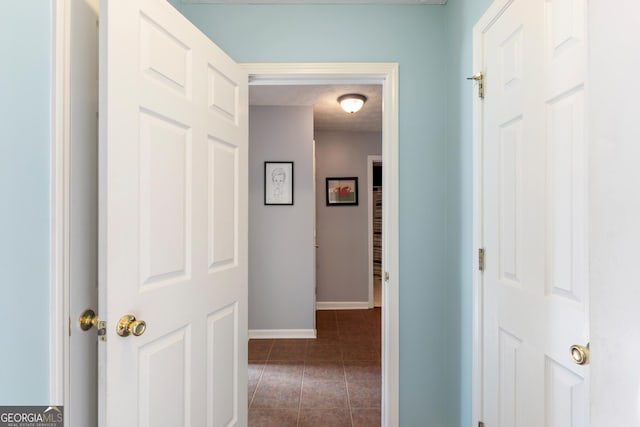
[367,155,382,309]
[242,62,399,427]
[50,0,70,408]
[471,0,513,424]
[312,139,317,330]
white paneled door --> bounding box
[99,1,248,426]
[478,0,589,425]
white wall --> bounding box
[315,130,382,304]
[248,106,315,332]
[589,2,640,424]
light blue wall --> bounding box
[443,0,493,425]
[0,0,495,420]
[0,3,52,404]
[175,3,458,424]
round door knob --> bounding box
[116,314,147,337]
[79,309,98,331]
[570,343,589,365]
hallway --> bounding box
[248,309,381,426]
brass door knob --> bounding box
[116,314,147,337]
[79,309,98,331]
[570,343,589,365]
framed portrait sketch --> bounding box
[265,161,294,205]
[326,177,358,206]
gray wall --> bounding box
[248,106,315,331]
[315,131,382,303]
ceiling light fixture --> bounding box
[338,93,367,114]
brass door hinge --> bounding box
[478,248,486,272]
[467,72,485,99]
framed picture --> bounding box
[265,161,294,205]
[326,177,358,206]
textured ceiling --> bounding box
[249,84,382,132]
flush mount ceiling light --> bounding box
[338,93,367,114]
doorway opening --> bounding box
[246,82,383,423]
[243,63,399,425]
[369,157,383,308]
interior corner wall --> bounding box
[444,0,495,425]
[0,3,52,405]
[248,106,315,331]
[315,130,381,304]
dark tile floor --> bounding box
[248,308,381,427]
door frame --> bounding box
[243,63,399,426]
[50,0,70,408]
[470,0,513,425]
[367,154,383,308]
[312,138,317,330]
[50,8,400,421]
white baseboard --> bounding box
[248,329,316,339]
[316,301,371,310]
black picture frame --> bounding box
[264,161,294,205]
[326,177,359,206]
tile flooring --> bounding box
[248,308,381,427]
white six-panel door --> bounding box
[99,1,248,425]
[477,0,589,425]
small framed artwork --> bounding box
[326,177,359,206]
[265,161,294,205]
